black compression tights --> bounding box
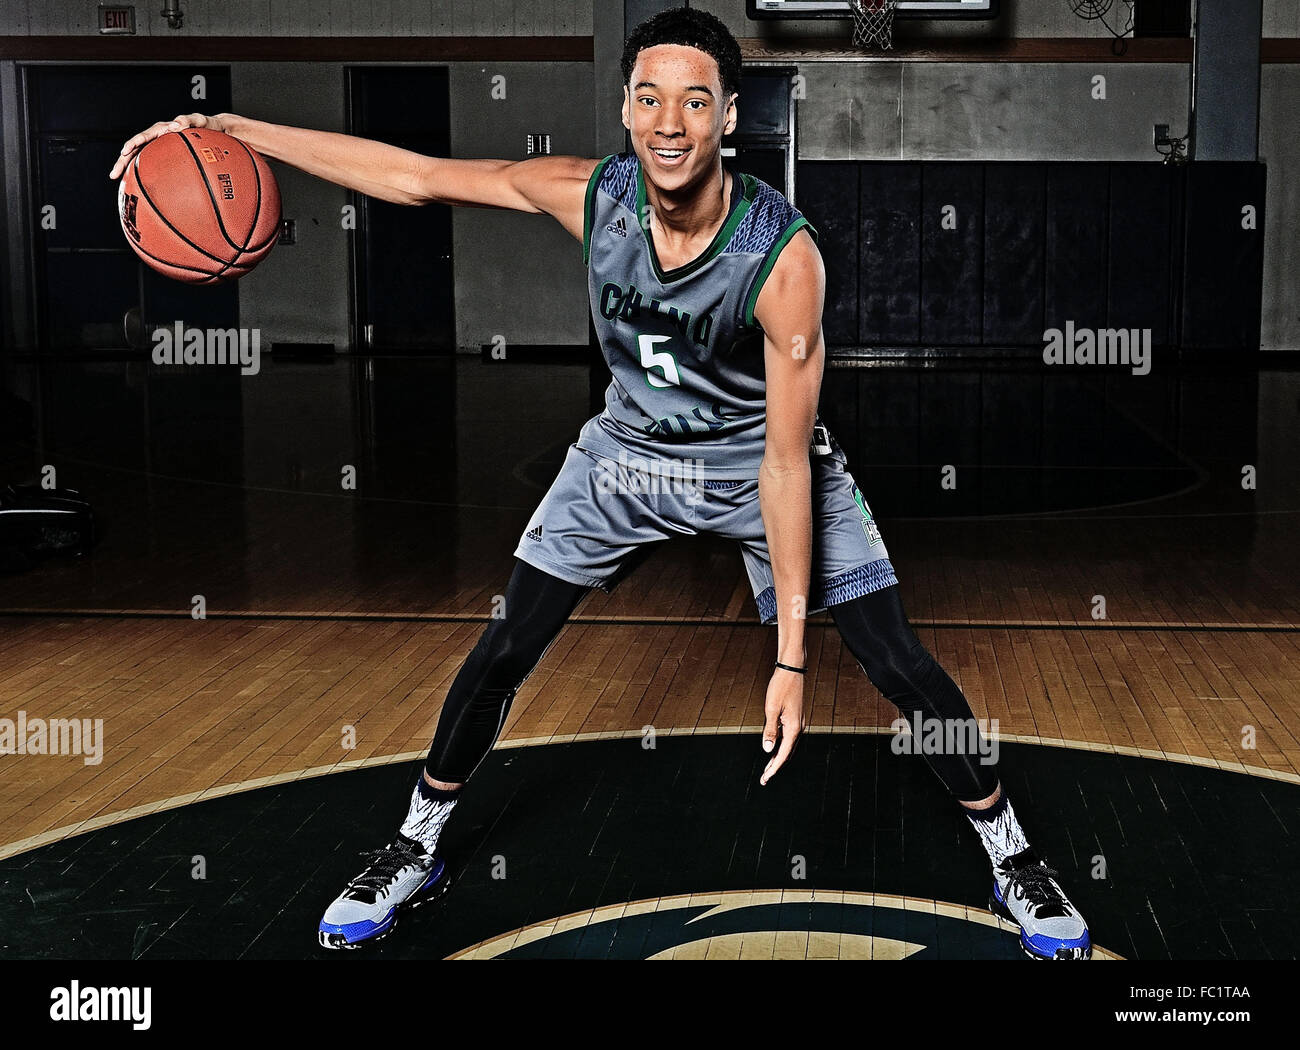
[830,585,1000,803]
[424,559,588,784]
[424,562,999,803]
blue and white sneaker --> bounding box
[318,833,451,950]
[990,849,1091,960]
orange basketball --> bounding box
[116,128,281,284]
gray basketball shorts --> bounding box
[512,441,899,625]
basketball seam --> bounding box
[130,149,248,273]
[173,131,259,269]
[227,134,273,258]
[174,134,245,281]
[123,228,253,280]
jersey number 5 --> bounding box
[638,334,681,389]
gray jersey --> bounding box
[576,152,818,480]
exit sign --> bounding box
[98,5,136,34]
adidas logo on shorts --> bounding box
[605,216,628,238]
[526,525,543,541]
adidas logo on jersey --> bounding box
[526,525,543,541]
[605,216,628,238]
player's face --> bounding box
[622,44,737,197]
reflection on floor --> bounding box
[1,355,1295,627]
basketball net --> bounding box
[850,0,899,51]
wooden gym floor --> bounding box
[1,356,1298,958]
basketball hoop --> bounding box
[850,0,899,51]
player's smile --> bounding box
[648,145,691,167]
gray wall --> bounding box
[696,0,1300,40]
[794,62,1189,161]
[233,60,597,351]
[1267,1,1300,36]
[234,63,349,346]
[1260,65,1300,352]
[2,0,1296,39]
[699,0,1150,40]
[450,62,595,349]
[0,0,593,35]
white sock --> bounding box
[398,777,459,854]
[965,791,1030,868]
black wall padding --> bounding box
[795,159,1265,353]
[1108,164,1180,345]
[982,163,1046,347]
[921,163,984,346]
[1045,163,1109,335]
[795,162,859,346]
[733,73,790,137]
[1181,162,1266,350]
[860,162,922,345]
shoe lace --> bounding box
[1006,860,1072,917]
[343,839,430,904]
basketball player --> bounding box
[110,8,1090,960]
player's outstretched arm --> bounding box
[753,228,826,785]
[108,112,597,241]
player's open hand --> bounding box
[108,113,228,180]
[760,666,805,785]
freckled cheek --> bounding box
[633,111,662,136]
[696,112,725,141]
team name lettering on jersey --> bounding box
[599,282,714,350]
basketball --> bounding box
[116,128,281,284]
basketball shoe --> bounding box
[990,848,1092,960]
[318,833,451,949]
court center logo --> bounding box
[448,890,1120,960]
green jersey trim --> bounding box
[582,155,616,266]
[634,165,757,285]
[742,216,819,329]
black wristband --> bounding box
[775,661,807,675]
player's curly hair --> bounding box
[621,7,743,100]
